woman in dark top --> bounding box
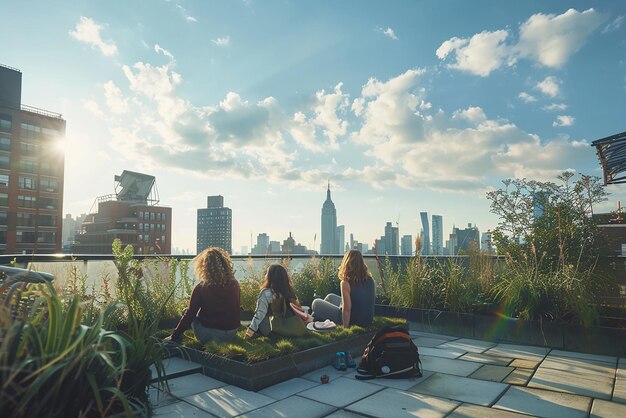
[167,247,240,343]
[311,249,375,327]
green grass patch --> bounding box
[165,316,405,364]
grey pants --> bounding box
[311,293,342,324]
[191,320,238,344]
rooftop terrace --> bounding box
[150,322,626,418]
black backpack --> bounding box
[355,326,422,380]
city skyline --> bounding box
[2,1,626,253]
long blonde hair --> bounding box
[194,247,235,287]
[338,249,370,284]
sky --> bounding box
[2,0,626,254]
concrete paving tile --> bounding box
[550,349,617,364]
[529,367,614,399]
[509,358,540,369]
[458,352,513,366]
[617,357,626,378]
[153,401,215,417]
[157,373,226,399]
[469,365,515,382]
[613,377,626,404]
[302,365,354,383]
[412,336,452,348]
[438,338,496,354]
[503,368,534,386]
[346,387,459,418]
[540,356,615,377]
[494,386,591,418]
[420,355,483,377]
[410,373,508,406]
[151,357,202,381]
[184,385,275,417]
[148,386,179,408]
[590,399,626,418]
[484,343,550,362]
[447,403,531,417]
[408,330,456,340]
[240,395,335,418]
[342,369,434,390]
[298,376,383,408]
[259,377,320,400]
[418,346,466,359]
[323,410,366,418]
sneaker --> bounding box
[344,351,356,368]
[333,351,347,371]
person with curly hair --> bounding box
[167,247,240,343]
[311,249,375,327]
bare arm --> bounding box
[341,280,351,327]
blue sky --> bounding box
[2,0,626,253]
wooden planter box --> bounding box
[374,304,626,356]
[171,332,374,391]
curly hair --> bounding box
[338,249,370,284]
[194,247,235,287]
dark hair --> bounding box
[261,264,297,300]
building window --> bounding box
[0,136,10,151]
[38,214,56,227]
[0,117,10,133]
[20,123,41,139]
[17,213,35,227]
[162,224,166,232]
[16,231,36,243]
[39,197,57,210]
[0,155,9,170]
[150,212,155,221]
[37,231,56,243]
[39,178,58,192]
[20,142,38,156]
[0,211,7,225]
[162,213,166,221]
[0,192,7,206]
[19,158,38,174]
[19,176,35,190]
[0,230,6,243]
[138,211,144,219]
[18,195,36,208]
[138,223,143,231]
[41,127,61,137]
[0,174,8,188]
[161,235,166,242]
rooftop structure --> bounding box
[592,131,626,185]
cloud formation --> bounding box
[378,26,399,40]
[436,8,604,76]
[69,16,118,56]
[518,92,537,103]
[212,36,230,47]
[553,115,575,127]
[535,76,561,97]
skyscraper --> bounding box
[336,224,345,255]
[420,212,430,255]
[454,223,480,254]
[252,233,269,255]
[320,182,337,254]
[432,214,443,255]
[197,195,232,254]
[401,235,413,256]
[384,221,399,255]
[0,64,66,254]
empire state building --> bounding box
[320,182,337,254]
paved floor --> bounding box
[150,323,626,417]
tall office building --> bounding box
[454,223,480,254]
[197,195,232,254]
[0,64,66,254]
[401,234,413,256]
[432,214,443,255]
[336,225,345,255]
[481,231,495,253]
[384,221,399,255]
[420,212,430,255]
[320,182,337,254]
[61,213,86,251]
[252,233,269,255]
[74,171,171,254]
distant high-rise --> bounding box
[454,223,480,254]
[320,182,337,254]
[384,222,399,255]
[1,64,66,254]
[252,233,269,255]
[197,195,232,254]
[420,212,430,255]
[480,231,495,253]
[401,235,413,256]
[432,214,443,255]
[336,225,345,255]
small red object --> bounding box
[320,374,330,384]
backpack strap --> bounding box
[355,368,377,380]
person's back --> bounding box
[194,280,240,330]
[347,276,375,327]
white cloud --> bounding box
[82,99,106,119]
[553,115,575,127]
[516,8,605,68]
[378,26,399,40]
[543,103,568,111]
[603,15,624,33]
[535,76,561,97]
[436,30,511,77]
[212,36,230,47]
[69,16,118,56]
[102,81,129,114]
[436,8,605,76]
[173,2,197,22]
[154,44,174,60]
[518,92,537,103]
